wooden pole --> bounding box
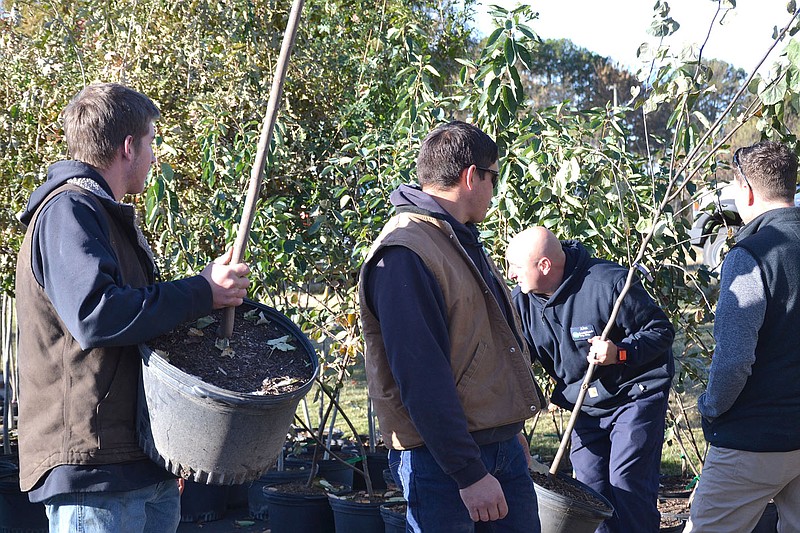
[219,0,305,339]
[549,266,639,476]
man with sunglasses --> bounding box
[359,120,543,532]
[685,141,800,532]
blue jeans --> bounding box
[569,390,668,533]
[399,436,540,533]
[44,480,180,533]
[388,448,403,489]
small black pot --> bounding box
[328,494,384,533]
[263,483,337,533]
[289,450,357,487]
[248,465,316,520]
[380,502,407,533]
[351,450,390,491]
[179,479,229,523]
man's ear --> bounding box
[463,165,477,191]
[745,183,756,206]
[121,135,136,162]
[539,257,552,275]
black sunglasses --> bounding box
[475,165,499,188]
[732,147,752,189]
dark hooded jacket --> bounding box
[361,185,539,489]
[512,240,674,416]
[15,160,212,494]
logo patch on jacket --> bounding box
[570,325,596,342]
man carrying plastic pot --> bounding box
[15,82,249,532]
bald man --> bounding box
[506,227,675,533]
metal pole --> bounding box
[367,397,376,453]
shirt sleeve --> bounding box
[33,192,213,350]
[365,246,488,489]
[697,247,765,420]
[613,275,675,367]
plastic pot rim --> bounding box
[139,299,318,407]
[263,482,351,501]
[533,471,614,519]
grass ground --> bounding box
[295,363,709,477]
[294,259,715,477]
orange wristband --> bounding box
[617,347,627,364]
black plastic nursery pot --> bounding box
[288,449,358,487]
[533,472,614,533]
[226,482,250,510]
[316,456,356,487]
[248,464,317,520]
[137,299,318,485]
[262,483,338,533]
[658,495,690,532]
[328,494,385,533]
[380,502,407,533]
[179,479,230,523]
[0,457,48,533]
[351,450,390,491]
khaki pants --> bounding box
[684,446,800,533]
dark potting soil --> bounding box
[658,497,690,528]
[147,305,314,394]
[530,472,612,512]
[265,479,347,496]
[331,488,404,504]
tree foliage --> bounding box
[3,1,800,442]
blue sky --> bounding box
[473,1,794,74]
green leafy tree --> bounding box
[3,0,800,466]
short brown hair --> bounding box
[735,141,798,202]
[63,83,160,169]
[417,121,498,189]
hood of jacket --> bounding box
[390,184,486,260]
[545,239,590,304]
[19,161,115,226]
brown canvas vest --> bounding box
[359,211,542,449]
[15,184,152,491]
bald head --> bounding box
[506,226,566,296]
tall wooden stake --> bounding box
[219,0,305,339]
[549,266,639,476]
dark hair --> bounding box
[735,141,798,202]
[416,121,498,189]
[63,83,160,169]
